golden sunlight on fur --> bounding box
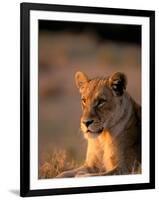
[57,71,141,178]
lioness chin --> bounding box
[57,71,141,178]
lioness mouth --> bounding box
[87,128,103,134]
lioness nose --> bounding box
[83,119,94,127]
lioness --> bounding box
[57,71,141,178]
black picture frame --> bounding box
[20,2,155,197]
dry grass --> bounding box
[39,149,141,179]
[39,149,78,179]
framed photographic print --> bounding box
[20,2,155,197]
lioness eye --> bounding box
[97,99,107,107]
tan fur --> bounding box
[57,71,141,178]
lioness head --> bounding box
[75,71,127,138]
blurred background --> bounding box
[38,20,141,178]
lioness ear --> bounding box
[109,72,127,96]
[75,71,88,90]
